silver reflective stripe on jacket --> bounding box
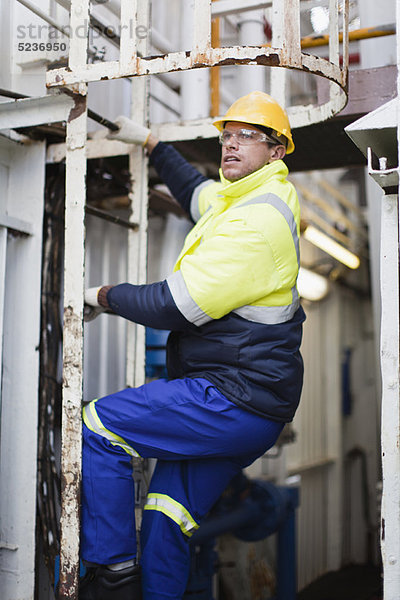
[236,193,300,266]
[144,493,199,537]
[232,193,300,324]
[190,180,215,222]
[83,400,141,457]
[167,270,212,326]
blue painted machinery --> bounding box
[183,472,299,600]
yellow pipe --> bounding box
[300,24,395,49]
[261,24,395,50]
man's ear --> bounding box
[270,145,286,161]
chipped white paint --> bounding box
[58,0,89,597]
[281,0,301,67]
[59,93,87,600]
[46,0,349,129]
[46,44,347,88]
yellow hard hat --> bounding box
[213,91,295,154]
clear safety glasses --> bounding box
[218,128,278,146]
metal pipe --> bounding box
[300,24,395,49]
[0,88,28,100]
[85,205,138,229]
[180,0,210,120]
[261,23,395,51]
[86,109,119,131]
[238,8,266,94]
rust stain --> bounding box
[143,53,167,61]
[68,95,86,123]
[248,546,275,598]
[58,570,79,599]
[61,470,81,497]
[256,53,281,67]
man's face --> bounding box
[220,121,285,182]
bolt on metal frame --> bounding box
[47,0,350,597]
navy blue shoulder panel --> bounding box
[107,281,193,331]
[149,142,208,217]
[166,306,306,422]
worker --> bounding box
[81,91,305,600]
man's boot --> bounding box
[79,563,142,600]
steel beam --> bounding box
[0,94,74,131]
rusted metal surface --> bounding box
[58,0,89,596]
[281,0,301,67]
[46,0,349,128]
[47,44,346,88]
[58,91,88,598]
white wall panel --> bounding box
[84,213,129,402]
[0,137,45,600]
[288,279,378,590]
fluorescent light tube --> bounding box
[303,225,360,269]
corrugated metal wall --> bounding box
[287,271,379,590]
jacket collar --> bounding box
[217,159,288,200]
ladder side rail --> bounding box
[59,0,89,597]
[125,0,151,390]
[193,0,212,52]
[120,0,138,70]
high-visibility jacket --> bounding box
[106,142,305,422]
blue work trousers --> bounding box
[81,377,283,600]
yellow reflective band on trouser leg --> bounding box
[83,400,141,458]
[144,493,200,537]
